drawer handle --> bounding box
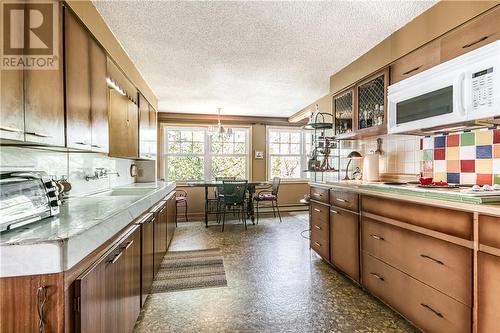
[314,192,323,197]
[314,241,321,247]
[330,209,339,214]
[420,254,444,265]
[420,303,444,318]
[314,225,321,230]
[91,144,102,148]
[110,252,123,264]
[314,208,321,212]
[370,234,385,241]
[26,131,51,138]
[370,272,385,281]
[0,126,23,133]
[335,198,347,203]
[462,36,488,49]
[402,66,421,76]
[124,240,134,250]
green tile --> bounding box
[461,132,475,146]
[423,149,433,161]
[495,174,500,185]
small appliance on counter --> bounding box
[362,153,380,182]
[0,171,61,232]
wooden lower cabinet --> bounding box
[330,207,359,282]
[0,273,64,333]
[362,252,471,333]
[478,252,500,333]
[139,213,155,306]
[75,225,141,333]
[152,201,168,276]
[310,201,330,260]
[166,193,177,248]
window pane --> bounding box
[211,141,223,154]
[234,130,245,143]
[192,131,204,142]
[280,144,289,154]
[270,156,301,179]
[180,131,192,141]
[269,131,280,143]
[167,156,204,181]
[167,142,181,154]
[167,130,181,142]
[290,143,300,154]
[279,132,289,143]
[270,143,280,154]
[234,142,245,154]
[212,156,246,179]
[290,132,301,144]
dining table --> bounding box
[185,180,269,227]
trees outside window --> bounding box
[267,127,308,180]
[164,127,249,181]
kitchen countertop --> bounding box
[0,181,176,277]
[310,181,500,217]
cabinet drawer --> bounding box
[478,252,500,333]
[478,214,500,250]
[391,39,441,84]
[330,208,359,281]
[330,190,358,212]
[362,253,471,333]
[310,186,329,204]
[361,217,472,306]
[311,228,329,260]
[310,202,329,225]
[361,196,473,240]
[440,6,500,63]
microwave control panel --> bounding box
[471,67,494,111]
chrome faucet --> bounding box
[85,168,120,181]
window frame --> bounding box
[266,126,309,181]
[163,125,250,182]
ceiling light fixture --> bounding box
[208,108,232,139]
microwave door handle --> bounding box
[455,72,466,116]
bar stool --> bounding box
[175,189,188,225]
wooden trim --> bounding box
[158,112,292,126]
[473,212,479,333]
[362,211,474,249]
[309,199,330,207]
[479,244,500,257]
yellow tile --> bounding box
[446,147,459,160]
[476,159,493,174]
[433,172,446,182]
[475,130,493,145]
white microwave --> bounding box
[388,40,500,134]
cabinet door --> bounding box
[89,37,109,153]
[127,99,139,158]
[391,39,441,84]
[0,70,24,141]
[109,91,134,158]
[440,6,500,63]
[141,216,155,306]
[478,251,500,333]
[64,9,91,150]
[330,208,359,281]
[138,93,150,159]
[24,2,64,146]
[333,89,354,137]
[166,194,177,248]
[153,202,167,276]
[149,104,158,160]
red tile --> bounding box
[447,134,459,147]
[477,174,493,186]
[494,130,500,144]
[460,160,475,173]
[434,148,445,160]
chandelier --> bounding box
[208,108,232,139]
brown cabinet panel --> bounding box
[330,208,359,282]
[152,201,168,276]
[478,214,500,250]
[361,195,473,240]
[109,91,139,159]
[0,69,24,141]
[478,251,500,333]
[361,217,472,306]
[362,253,471,333]
[139,93,150,159]
[0,273,64,333]
[311,200,330,260]
[64,9,91,150]
[89,37,109,153]
[391,39,441,84]
[310,201,329,226]
[310,186,329,204]
[441,6,500,63]
[311,227,329,260]
[330,190,358,212]
[140,214,154,306]
[166,193,177,248]
[149,105,158,160]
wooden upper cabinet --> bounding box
[139,93,151,159]
[24,1,65,146]
[441,6,500,63]
[64,9,92,150]
[0,70,24,141]
[391,39,441,84]
[149,105,158,160]
[332,89,355,138]
[89,38,109,153]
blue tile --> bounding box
[447,173,460,184]
[434,136,446,148]
[476,145,492,159]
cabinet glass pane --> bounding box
[358,75,385,130]
[334,90,353,135]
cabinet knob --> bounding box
[330,209,339,214]
[26,131,51,138]
[370,272,385,281]
[0,126,23,133]
[314,241,321,247]
[370,234,384,241]
[335,198,347,203]
[314,225,321,230]
[313,208,321,212]
[420,254,444,265]
[420,303,444,318]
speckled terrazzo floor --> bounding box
[133,213,419,333]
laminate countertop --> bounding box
[310,181,500,217]
[0,181,176,277]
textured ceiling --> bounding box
[93,1,436,117]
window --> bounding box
[267,127,308,180]
[164,126,249,181]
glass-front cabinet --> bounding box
[333,89,354,136]
[356,68,389,135]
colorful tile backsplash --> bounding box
[420,128,500,185]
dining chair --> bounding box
[175,189,188,225]
[218,180,248,231]
[254,177,281,223]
